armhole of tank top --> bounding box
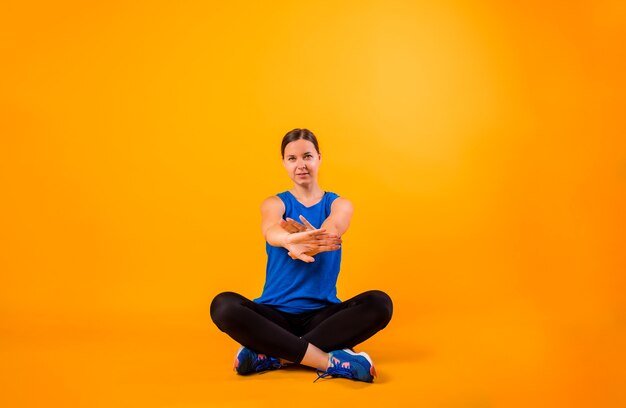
[325,192,339,217]
[277,192,289,220]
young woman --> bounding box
[210,128,393,382]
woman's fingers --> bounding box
[308,233,342,246]
[287,241,341,263]
[314,240,341,249]
[300,235,341,246]
[303,228,335,238]
[299,215,317,230]
[287,246,316,263]
[286,229,343,249]
[297,253,315,263]
[280,218,310,233]
[282,215,341,253]
[287,228,325,243]
[314,245,341,253]
[287,215,316,231]
[279,219,299,233]
[285,218,307,232]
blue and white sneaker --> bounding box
[233,346,282,375]
[315,349,377,383]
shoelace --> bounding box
[314,366,353,382]
[255,357,281,373]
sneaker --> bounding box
[315,349,377,383]
[233,346,282,375]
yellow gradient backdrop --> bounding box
[1,1,625,407]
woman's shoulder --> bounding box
[323,192,352,214]
[330,196,353,212]
[260,194,286,212]
[324,191,349,203]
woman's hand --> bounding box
[281,216,341,261]
[283,228,342,262]
[279,215,315,233]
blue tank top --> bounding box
[254,191,342,314]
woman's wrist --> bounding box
[280,231,291,248]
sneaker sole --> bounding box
[341,349,377,379]
[233,345,246,371]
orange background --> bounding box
[1,1,625,407]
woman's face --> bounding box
[282,139,321,187]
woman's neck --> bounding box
[290,184,324,201]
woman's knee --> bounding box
[210,291,243,328]
[362,290,393,327]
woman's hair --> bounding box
[281,128,320,158]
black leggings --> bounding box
[210,290,393,364]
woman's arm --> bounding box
[283,197,353,261]
[319,197,354,237]
[260,196,290,246]
[261,196,342,262]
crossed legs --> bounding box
[210,290,393,371]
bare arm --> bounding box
[261,196,290,247]
[261,196,342,262]
[283,197,353,260]
[319,197,354,237]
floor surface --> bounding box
[2,302,625,408]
